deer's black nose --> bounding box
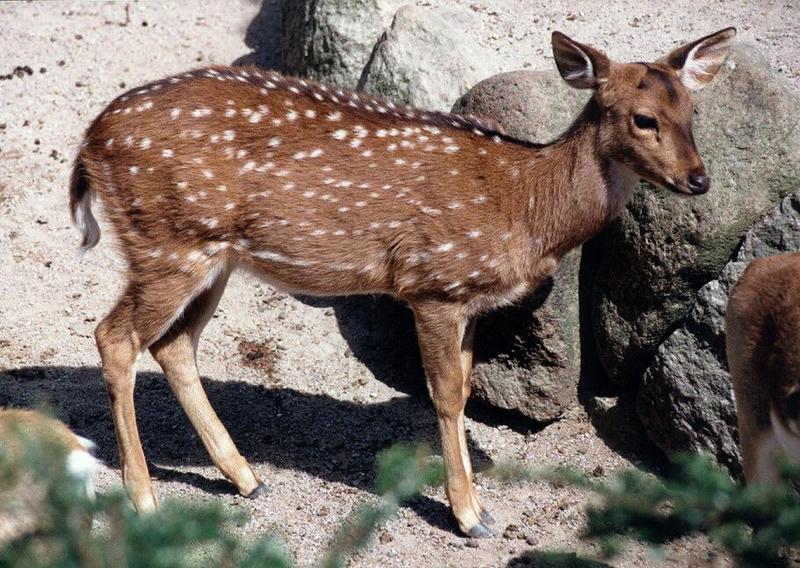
[688,171,710,195]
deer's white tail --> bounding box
[69,159,101,254]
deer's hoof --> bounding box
[245,482,270,499]
[480,509,496,526]
[466,522,494,539]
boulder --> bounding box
[637,191,800,475]
[358,5,503,112]
[590,44,800,386]
[282,0,401,88]
[452,70,588,142]
[471,251,581,422]
[454,71,587,422]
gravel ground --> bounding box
[1,1,797,566]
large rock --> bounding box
[637,191,800,475]
[453,71,587,422]
[358,5,503,112]
[282,0,401,88]
[590,44,800,386]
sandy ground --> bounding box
[1,1,798,566]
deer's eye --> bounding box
[633,114,658,130]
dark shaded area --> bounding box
[508,550,611,567]
[577,235,667,469]
[233,0,286,69]
[0,364,493,532]
[473,280,554,367]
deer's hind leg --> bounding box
[411,301,493,538]
[96,258,231,512]
[148,268,265,499]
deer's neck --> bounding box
[521,99,639,261]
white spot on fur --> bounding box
[162,149,174,158]
[436,242,454,252]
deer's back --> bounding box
[77,67,543,303]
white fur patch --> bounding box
[74,189,101,255]
[67,449,100,497]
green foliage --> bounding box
[317,444,443,568]
[0,427,292,568]
[0,427,442,568]
[493,453,800,567]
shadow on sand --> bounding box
[233,0,286,69]
[0,363,495,532]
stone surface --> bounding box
[282,0,401,88]
[590,44,800,386]
[452,70,588,142]
[472,251,581,422]
[453,71,588,422]
[358,5,502,111]
[637,191,800,475]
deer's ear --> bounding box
[660,27,736,91]
[551,31,610,89]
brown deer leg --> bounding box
[95,261,229,512]
[458,317,493,526]
[148,270,265,498]
[412,301,493,538]
[95,290,154,511]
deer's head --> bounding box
[552,27,736,195]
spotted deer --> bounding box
[726,252,800,484]
[69,28,735,536]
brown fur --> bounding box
[727,253,800,483]
[70,29,734,536]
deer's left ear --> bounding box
[660,27,736,91]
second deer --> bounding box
[70,28,735,536]
[727,252,800,484]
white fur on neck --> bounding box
[604,160,639,218]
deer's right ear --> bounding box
[552,31,610,89]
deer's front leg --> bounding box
[412,301,493,538]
